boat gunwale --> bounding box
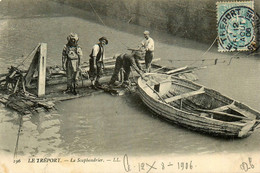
[138,83,248,127]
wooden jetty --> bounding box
[0,43,200,115]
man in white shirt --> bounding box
[89,37,108,89]
[140,30,154,72]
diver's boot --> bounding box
[72,84,78,95]
[90,80,98,90]
[95,80,102,87]
[63,86,71,93]
[122,80,130,88]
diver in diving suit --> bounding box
[62,33,83,95]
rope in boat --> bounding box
[88,1,130,49]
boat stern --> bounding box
[238,120,257,138]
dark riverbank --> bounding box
[52,0,260,45]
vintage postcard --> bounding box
[0,0,259,172]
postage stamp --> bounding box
[217,1,255,52]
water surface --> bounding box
[0,0,259,157]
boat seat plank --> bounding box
[229,105,257,119]
[196,109,258,121]
[165,87,205,103]
[143,79,171,90]
[212,102,256,119]
[212,102,234,112]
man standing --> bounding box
[62,33,82,95]
[109,51,143,87]
[89,37,108,89]
[139,30,154,72]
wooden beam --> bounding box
[37,43,47,97]
[165,87,205,103]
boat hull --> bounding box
[137,74,260,138]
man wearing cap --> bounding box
[62,33,83,95]
[89,37,108,89]
[139,30,154,72]
[109,51,143,87]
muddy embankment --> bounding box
[53,0,259,45]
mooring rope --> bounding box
[188,36,218,66]
[201,37,218,58]
[167,55,239,65]
[165,35,241,67]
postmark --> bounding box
[217,2,255,52]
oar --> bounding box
[153,66,167,72]
[165,66,188,75]
[196,108,260,122]
[172,66,207,76]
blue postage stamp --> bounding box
[217,1,255,52]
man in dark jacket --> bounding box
[89,37,108,89]
[62,33,83,95]
[109,51,144,87]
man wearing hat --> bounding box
[139,30,154,72]
[109,51,143,87]
[89,36,108,89]
[62,33,83,95]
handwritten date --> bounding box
[123,154,194,172]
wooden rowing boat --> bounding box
[137,73,260,138]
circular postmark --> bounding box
[218,6,255,51]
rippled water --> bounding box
[0,0,260,158]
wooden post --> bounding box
[24,44,41,87]
[37,43,47,97]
